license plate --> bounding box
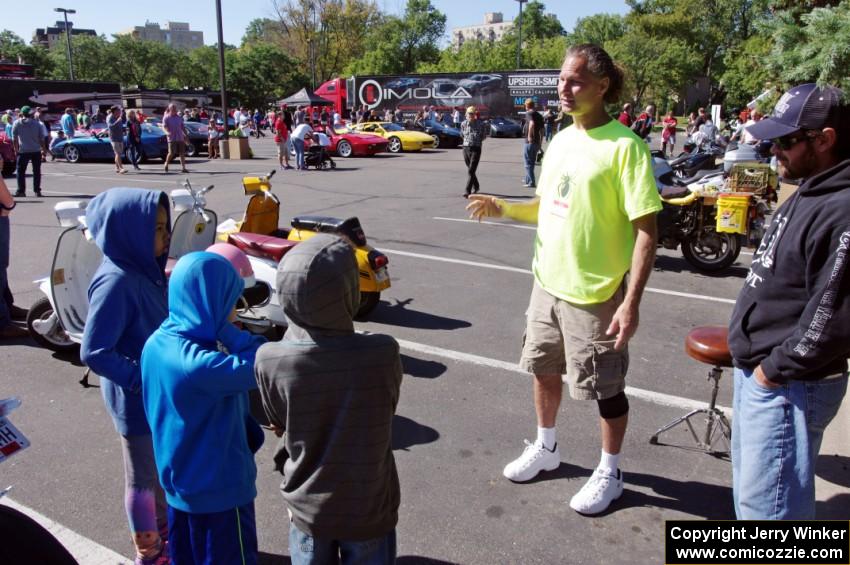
[375,268,388,283]
[0,417,30,463]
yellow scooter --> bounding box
[219,170,390,319]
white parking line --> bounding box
[381,248,737,305]
[43,172,184,186]
[433,216,536,231]
[0,497,130,564]
[396,338,731,413]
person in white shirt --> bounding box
[740,110,763,144]
[290,123,314,170]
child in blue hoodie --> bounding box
[141,251,266,565]
[81,187,172,565]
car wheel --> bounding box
[388,137,402,153]
[337,140,353,158]
[64,145,80,163]
[185,143,196,157]
[430,134,440,148]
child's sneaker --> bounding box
[568,467,624,515]
[502,439,560,482]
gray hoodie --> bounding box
[255,234,402,541]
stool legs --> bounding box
[650,365,731,453]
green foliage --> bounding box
[721,34,774,107]
[0,30,55,78]
[242,18,284,46]
[568,13,626,45]
[344,0,445,75]
[225,43,309,108]
[513,1,565,40]
[765,1,850,92]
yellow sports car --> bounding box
[350,121,436,153]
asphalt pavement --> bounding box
[0,133,847,564]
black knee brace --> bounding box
[597,392,629,419]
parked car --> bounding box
[324,125,389,157]
[489,116,523,138]
[50,123,168,163]
[409,118,462,149]
[458,74,502,94]
[183,121,209,156]
[0,132,16,177]
[350,121,435,153]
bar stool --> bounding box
[650,326,732,454]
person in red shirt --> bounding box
[274,113,292,170]
[617,103,633,127]
[661,110,678,157]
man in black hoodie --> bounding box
[728,83,850,520]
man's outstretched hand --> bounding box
[466,195,503,221]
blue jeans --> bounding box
[732,367,847,519]
[16,151,41,194]
[293,138,306,170]
[523,142,539,187]
[289,523,396,565]
[127,139,142,167]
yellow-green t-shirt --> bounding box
[533,119,662,304]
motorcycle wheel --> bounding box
[355,292,380,320]
[681,229,742,273]
[0,505,77,565]
[26,296,79,353]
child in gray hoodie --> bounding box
[255,234,402,564]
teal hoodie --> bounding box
[141,252,266,514]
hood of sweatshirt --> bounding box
[159,251,244,344]
[86,187,170,284]
[275,233,359,338]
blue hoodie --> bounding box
[141,252,266,514]
[81,188,170,436]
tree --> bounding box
[568,13,627,46]
[514,1,565,40]
[273,0,382,84]
[417,38,514,73]
[720,34,774,107]
[47,34,113,81]
[345,0,446,75]
[225,43,309,109]
[766,1,850,92]
[242,18,284,46]
[108,36,182,89]
[0,30,54,78]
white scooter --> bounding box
[26,179,287,359]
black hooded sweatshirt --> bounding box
[728,158,850,383]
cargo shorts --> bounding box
[519,281,629,400]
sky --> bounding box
[8,1,630,47]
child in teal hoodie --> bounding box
[141,251,266,565]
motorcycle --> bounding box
[26,179,283,355]
[0,398,77,564]
[217,170,390,319]
[653,157,774,273]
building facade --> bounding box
[32,21,97,49]
[452,13,514,51]
[120,21,204,51]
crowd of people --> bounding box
[2,40,849,564]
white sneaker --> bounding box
[569,468,624,515]
[503,439,561,482]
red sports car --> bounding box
[315,125,389,157]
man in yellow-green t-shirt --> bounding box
[467,44,662,516]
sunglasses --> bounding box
[772,130,820,150]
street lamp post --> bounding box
[54,7,76,80]
[215,0,230,158]
[515,0,527,69]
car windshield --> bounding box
[382,123,404,131]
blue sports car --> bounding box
[50,124,168,163]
